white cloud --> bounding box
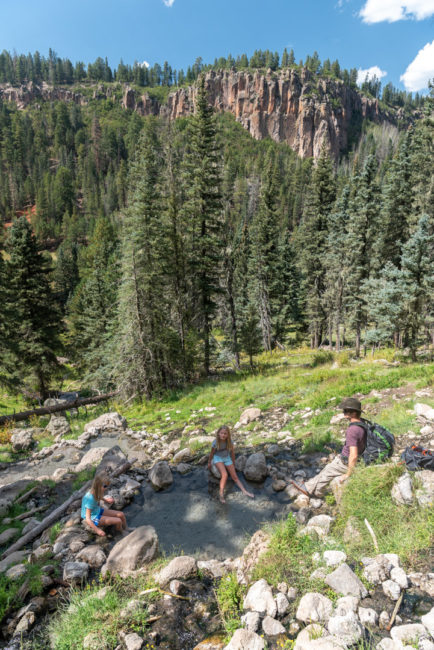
[357,66,387,85]
[163,0,175,6]
[360,0,434,23]
[140,61,150,69]
[400,40,434,91]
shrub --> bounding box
[311,351,334,367]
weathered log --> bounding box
[0,391,118,426]
[1,457,136,559]
[15,486,38,505]
[13,504,50,521]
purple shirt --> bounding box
[341,423,366,458]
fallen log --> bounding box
[13,504,50,521]
[1,457,137,559]
[15,486,38,505]
[0,391,119,426]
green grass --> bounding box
[215,573,246,641]
[0,559,46,622]
[47,573,160,650]
[72,467,96,490]
[335,464,434,566]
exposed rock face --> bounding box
[0,69,400,161]
[102,526,158,577]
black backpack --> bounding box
[401,446,434,471]
[350,418,395,465]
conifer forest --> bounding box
[0,50,433,402]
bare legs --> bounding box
[99,509,127,532]
[214,462,254,502]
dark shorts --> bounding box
[91,507,104,526]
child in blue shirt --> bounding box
[81,473,127,537]
[208,425,254,503]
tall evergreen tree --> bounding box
[181,76,223,374]
[5,217,62,398]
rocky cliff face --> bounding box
[0,70,397,160]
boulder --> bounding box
[358,607,378,626]
[415,470,434,507]
[334,596,359,616]
[243,579,277,617]
[295,636,347,649]
[224,629,265,650]
[103,526,158,577]
[156,555,197,586]
[272,479,286,492]
[63,561,89,584]
[414,403,434,421]
[421,606,434,637]
[149,461,173,490]
[95,445,128,475]
[262,616,285,636]
[172,448,192,464]
[363,555,393,585]
[6,564,27,580]
[76,545,107,568]
[390,567,408,589]
[323,550,346,567]
[294,624,326,649]
[0,528,19,546]
[390,624,429,646]
[325,564,368,598]
[176,463,192,474]
[243,453,267,482]
[235,530,271,585]
[122,633,144,650]
[327,611,364,645]
[0,550,28,573]
[296,592,334,623]
[240,611,260,632]
[382,579,401,601]
[75,447,112,472]
[84,412,127,433]
[275,592,290,617]
[391,472,413,505]
[238,408,262,425]
[10,429,35,452]
[45,415,70,437]
[197,559,228,579]
[306,515,334,536]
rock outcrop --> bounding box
[0,69,402,161]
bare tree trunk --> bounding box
[355,322,361,358]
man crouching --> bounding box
[291,397,366,498]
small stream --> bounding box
[125,469,292,559]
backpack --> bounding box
[401,446,434,471]
[350,418,395,465]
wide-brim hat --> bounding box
[339,397,362,411]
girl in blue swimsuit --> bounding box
[208,425,254,503]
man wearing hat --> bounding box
[291,397,366,497]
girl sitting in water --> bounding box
[81,473,127,537]
[208,425,254,503]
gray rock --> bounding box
[325,563,368,598]
[239,407,262,425]
[275,592,290,617]
[82,633,108,650]
[272,479,286,492]
[421,606,434,637]
[296,637,347,649]
[376,640,396,650]
[63,561,89,584]
[358,607,378,626]
[84,412,127,433]
[379,611,390,630]
[391,472,413,505]
[243,453,267,482]
[363,555,393,585]
[0,528,19,546]
[172,448,192,464]
[266,444,280,456]
[327,611,364,645]
[14,611,35,635]
[22,517,40,536]
[294,624,326,649]
[334,596,359,616]
[119,599,144,619]
[176,462,191,474]
[240,611,260,632]
[45,415,70,437]
[5,564,27,580]
[75,447,112,472]
[414,403,434,421]
[296,592,334,623]
[243,579,277,617]
[225,629,265,650]
[390,567,408,589]
[382,579,401,601]
[10,429,35,452]
[103,526,158,578]
[156,555,197,586]
[262,616,286,636]
[419,640,434,650]
[323,550,347,567]
[415,470,434,507]
[0,550,28,573]
[343,517,363,544]
[390,624,429,646]
[306,515,334,535]
[76,545,107,568]
[197,559,227,578]
[123,633,144,650]
[149,461,173,490]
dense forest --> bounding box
[0,48,425,108]
[0,55,433,402]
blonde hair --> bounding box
[215,425,233,452]
[91,473,110,502]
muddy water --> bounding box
[125,469,292,559]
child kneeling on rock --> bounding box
[208,425,254,503]
[81,473,127,537]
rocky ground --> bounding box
[0,385,432,650]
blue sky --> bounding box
[1,0,433,91]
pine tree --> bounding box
[181,76,223,374]
[296,147,336,347]
[5,217,62,398]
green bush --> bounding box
[311,351,334,367]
